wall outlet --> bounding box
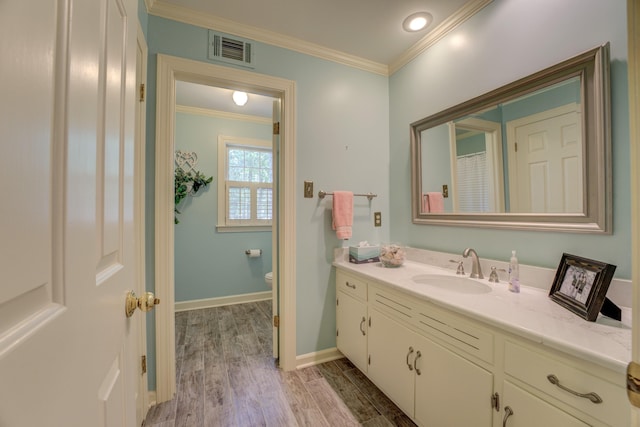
[374,212,382,227]
[304,181,313,198]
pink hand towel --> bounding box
[422,194,430,213]
[427,192,444,213]
[332,191,353,240]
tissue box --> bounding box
[349,245,380,264]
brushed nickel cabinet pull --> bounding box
[502,406,513,427]
[359,317,366,336]
[414,350,422,375]
[346,282,356,289]
[546,374,603,404]
[406,346,414,371]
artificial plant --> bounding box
[174,167,213,224]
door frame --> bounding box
[135,23,149,423]
[154,54,297,402]
[628,0,640,422]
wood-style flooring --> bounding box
[143,300,417,427]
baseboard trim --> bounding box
[175,291,272,312]
[295,347,343,369]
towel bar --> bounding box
[318,191,377,201]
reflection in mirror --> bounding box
[411,44,611,233]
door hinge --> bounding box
[273,122,280,135]
[141,355,147,374]
[368,317,371,327]
[514,141,518,152]
[336,297,339,306]
[273,315,280,327]
[368,355,371,365]
[491,392,500,411]
[139,83,145,102]
[336,329,339,337]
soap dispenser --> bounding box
[508,250,520,293]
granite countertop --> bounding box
[334,259,632,374]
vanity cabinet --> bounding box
[368,307,493,426]
[335,270,368,372]
[334,265,629,427]
[366,282,493,426]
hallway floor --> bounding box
[142,300,416,426]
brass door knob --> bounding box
[125,291,160,317]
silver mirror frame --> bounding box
[410,44,611,234]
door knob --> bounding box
[125,291,160,317]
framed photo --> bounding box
[549,253,616,321]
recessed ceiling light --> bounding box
[402,12,433,32]
[232,91,248,106]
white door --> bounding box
[0,0,140,426]
[507,104,582,213]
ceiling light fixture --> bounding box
[402,12,433,32]
[232,91,248,106]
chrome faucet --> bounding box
[462,248,484,279]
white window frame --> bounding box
[217,135,272,232]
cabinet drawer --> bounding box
[336,270,367,301]
[413,303,494,364]
[504,341,629,425]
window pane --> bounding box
[227,145,272,184]
[228,186,251,219]
[257,188,272,220]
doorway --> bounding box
[154,54,297,403]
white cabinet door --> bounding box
[368,308,417,417]
[0,0,139,425]
[502,381,589,427]
[414,337,493,426]
[336,290,368,372]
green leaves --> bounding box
[174,168,213,224]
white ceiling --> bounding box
[153,0,472,65]
[176,81,275,118]
[162,0,483,116]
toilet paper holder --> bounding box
[245,249,262,256]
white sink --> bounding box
[412,274,492,294]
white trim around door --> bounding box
[154,54,297,403]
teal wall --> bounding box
[389,0,630,277]
[174,112,273,302]
[143,15,390,389]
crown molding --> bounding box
[148,1,389,76]
[389,0,493,74]
[143,0,154,13]
[176,104,272,124]
[148,0,492,77]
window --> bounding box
[217,135,272,230]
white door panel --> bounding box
[0,0,139,425]
[507,104,582,213]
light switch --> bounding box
[304,181,313,198]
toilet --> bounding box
[264,271,273,288]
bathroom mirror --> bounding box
[411,43,611,233]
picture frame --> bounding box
[549,253,617,321]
